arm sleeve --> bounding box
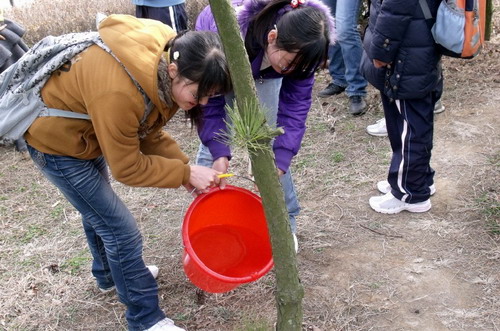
[369,0,419,63]
[197,95,232,161]
[273,74,314,172]
[89,92,190,188]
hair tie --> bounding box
[290,0,306,9]
[173,51,180,60]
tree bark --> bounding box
[208,0,304,329]
[485,0,493,41]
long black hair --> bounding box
[244,0,330,79]
[166,30,232,127]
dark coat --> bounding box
[360,0,442,100]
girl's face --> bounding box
[266,29,298,74]
[168,63,210,111]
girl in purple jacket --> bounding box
[195,0,335,251]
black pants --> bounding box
[135,4,188,32]
[382,91,439,203]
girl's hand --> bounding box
[373,59,390,68]
[213,157,230,189]
[189,165,221,194]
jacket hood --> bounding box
[98,14,176,111]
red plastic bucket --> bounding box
[182,185,274,293]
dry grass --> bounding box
[1,0,500,330]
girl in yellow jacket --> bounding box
[22,15,231,331]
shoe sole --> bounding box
[366,130,388,137]
[369,199,432,214]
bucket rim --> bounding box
[182,185,274,283]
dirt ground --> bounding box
[1,12,500,331]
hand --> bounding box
[213,157,229,189]
[373,59,390,68]
[183,183,199,198]
[189,165,221,194]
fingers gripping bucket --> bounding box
[182,185,274,293]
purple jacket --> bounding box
[195,0,328,173]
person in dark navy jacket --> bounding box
[360,0,442,214]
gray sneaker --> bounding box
[349,96,367,116]
[318,82,346,97]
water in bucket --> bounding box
[182,185,274,293]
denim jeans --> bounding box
[27,145,165,331]
[196,78,301,233]
[323,0,367,97]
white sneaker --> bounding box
[292,233,298,253]
[98,265,158,293]
[366,118,387,137]
[369,192,431,214]
[376,180,436,195]
[434,99,445,114]
[145,318,185,331]
[147,265,159,279]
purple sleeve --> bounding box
[197,95,232,161]
[195,5,232,160]
[273,74,314,172]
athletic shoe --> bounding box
[366,118,387,137]
[292,233,298,253]
[145,318,185,331]
[318,82,346,97]
[434,99,445,114]
[98,265,159,293]
[369,192,431,214]
[376,180,436,195]
[349,96,367,116]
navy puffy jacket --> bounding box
[360,0,442,100]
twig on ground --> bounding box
[358,224,403,238]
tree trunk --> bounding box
[207,0,304,329]
[485,0,493,41]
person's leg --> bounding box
[170,3,188,32]
[335,0,368,115]
[335,0,367,98]
[318,0,348,97]
[26,146,165,331]
[382,94,434,203]
[255,79,301,233]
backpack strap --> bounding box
[38,108,90,120]
[39,41,153,126]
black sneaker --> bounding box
[318,83,346,98]
[349,96,367,116]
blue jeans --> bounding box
[196,78,301,233]
[27,145,165,331]
[324,0,367,97]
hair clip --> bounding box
[173,51,180,60]
[290,0,305,8]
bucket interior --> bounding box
[183,186,273,284]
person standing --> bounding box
[133,0,188,32]
[360,0,442,214]
[318,0,368,116]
